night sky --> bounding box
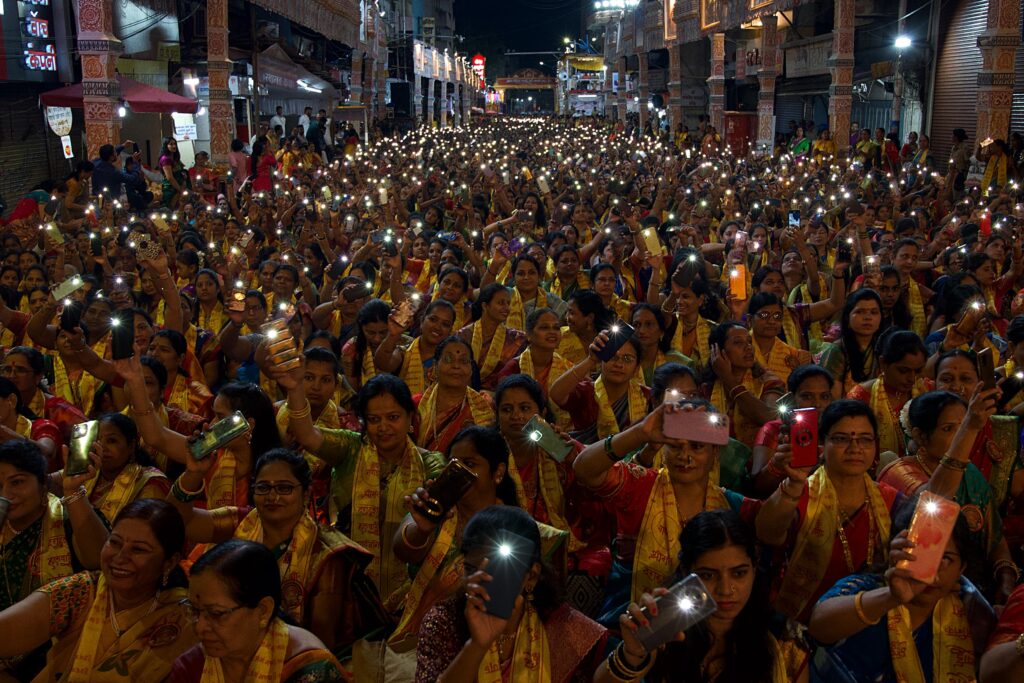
[455,0,585,79]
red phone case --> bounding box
[788,408,819,468]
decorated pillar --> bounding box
[707,33,726,134]
[206,0,233,164]
[604,65,616,120]
[667,44,683,133]
[828,0,855,152]
[426,78,436,126]
[617,57,628,122]
[440,82,449,127]
[976,0,1020,145]
[413,76,424,124]
[376,61,387,118]
[756,15,780,153]
[350,52,364,104]
[361,56,375,108]
[77,0,121,160]
[637,51,649,133]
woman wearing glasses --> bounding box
[0,499,195,682]
[167,448,384,655]
[169,540,345,683]
[746,293,811,386]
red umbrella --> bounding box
[40,75,199,114]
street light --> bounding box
[894,35,911,49]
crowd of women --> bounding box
[0,114,1022,681]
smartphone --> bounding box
[322,186,332,202]
[595,320,636,362]
[788,210,801,227]
[521,167,533,182]
[90,233,103,256]
[43,223,64,245]
[151,216,171,233]
[227,289,246,314]
[536,175,550,195]
[393,298,417,328]
[523,415,572,462]
[662,409,730,445]
[786,407,819,468]
[68,421,99,476]
[898,491,959,583]
[344,281,374,301]
[460,184,471,204]
[189,411,249,461]
[437,231,460,242]
[128,231,161,261]
[378,187,389,205]
[60,301,82,333]
[977,347,996,391]
[634,573,717,652]
[484,530,534,619]
[734,230,747,250]
[110,309,135,360]
[642,228,661,256]
[238,231,254,249]
[862,255,881,278]
[327,257,347,280]
[729,264,748,300]
[421,458,478,523]
[835,238,854,264]
[53,275,85,301]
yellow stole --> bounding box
[672,317,712,369]
[53,355,102,416]
[15,414,32,438]
[788,284,825,345]
[709,371,766,444]
[417,385,495,443]
[753,338,808,384]
[906,279,926,337]
[400,338,429,396]
[775,468,891,619]
[1004,360,1024,412]
[201,618,288,683]
[167,374,192,415]
[234,511,317,622]
[507,288,546,332]
[982,154,1008,192]
[887,592,975,683]
[479,602,550,683]
[361,347,376,384]
[83,463,156,522]
[549,273,590,299]
[351,438,425,602]
[205,449,242,509]
[197,302,225,332]
[38,494,74,584]
[594,376,646,438]
[470,321,507,380]
[0,323,15,349]
[782,307,806,350]
[631,468,729,602]
[505,454,584,552]
[413,259,433,293]
[518,348,573,427]
[556,327,586,365]
[868,378,924,455]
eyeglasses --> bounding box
[827,433,876,449]
[252,482,299,496]
[179,599,244,625]
[0,366,32,376]
[607,354,637,365]
[755,311,783,321]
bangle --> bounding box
[854,592,881,626]
[132,403,155,418]
[939,456,968,471]
[171,476,205,503]
[401,523,432,550]
[778,480,803,501]
[764,460,786,479]
[728,385,749,401]
[288,399,312,421]
[994,559,1022,582]
[604,435,623,462]
[607,642,652,681]
[60,485,88,507]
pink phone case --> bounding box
[663,410,730,445]
[898,492,959,583]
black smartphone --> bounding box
[372,231,399,257]
[111,309,134,360]
[835,238,853,264]
[327,257,347,280]
[977,347,996,391]
[344,281,374,302]
[595,320,636,362]
[60,301,82,333]
[90,233,103,256]
[421,459,478,523]
[483,531,534,620]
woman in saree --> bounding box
[147,330,214,419]
[982,583,1024,680]
[415,337,495,456]
[809,501,996,683]
[0,499,195,683]
[0,377,60,461]
[168,540,345,682]
[341,299,390,393]
[482,254,565,331]
[590,263,633,321]
[115,355,282,509]
[159,137,190,208]
[168,447,385,654]
[194,268,228,334]
[819,288,884,398]
[495,309,573,423]
[705,321,784,448]
[432,266,474,332]
[275,369,446,610]
[374,299,456,397]
[654,261,718,371]
[746,293,812,386]
[558,289,611,365]
[414,505,606,683]
[455,284,527,392]
[596,510,808,683]
[549,330,648,445]
[547,244,591,300]
[877,388,1018,602]
[756,399,903,624]
[630,304,687,385]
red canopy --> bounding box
[40,76,198,114]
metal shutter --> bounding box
[0,91,71,218]
[774,95,804,137]
[930,0,987,170]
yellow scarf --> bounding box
[556,327,586,365]
[906,279,926,337]
[631,468,730,602]
[505,454,584,552]
[201,618,288,682]
[594,376,646,439]
[351,437,424,602]
[15,414,32,438]
[507,288,546,332]
[478,602,550,683]
[887,592,974,683]
[417,385,495,448]
[83,463,155,522]
[869,378,923,456]
[709,371,765,445]
[400,338,429,395]
[63,575,153,682]
[197,302,225,332]
[361,347,376,385]
[518,348,573,427]
[787,285,825,345]
[782,307,805,351]
[234,511,317,622]
[37,494,74,584]
[982,154,1008,193]
[753,338,808,384]
[413,259,433,293]
[549,273,590,300]
[672,317,712,369]
[0,323,15,350]
[775,468,891,619]
[470,321,507,380]
[53,355,101,416]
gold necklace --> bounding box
[835,495,872,573]
[496,631,516,662]
[915,452,935,477]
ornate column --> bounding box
[206,0,233,163]
[440,82,449,127]
[426,78,436,126]
[376,61,387,117]
[361,56,375,108]
[707,33,726,133]
[667,44,683,132]
[350,52,364,104]
[637,51,650,133]
[976,0,1020,144]
[604,65,615,120]
[617,57,628,122]
[828,0,855,153]
[76,0,121,160]
[756,15,780,153]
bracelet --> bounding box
[1016,632,1024,659]
[608,642,652,681]
[728,385,749,401]
[778,480,803,502]
[854,592,881,626]
[939,456,968,471]
[603,435,623,462]
[994,559,1022,582]
[288,399,312,421]
[401,523,432,550]
[171,476,205,503]
[132,403,155,418]
[764,460,786,479]
[60,485,88,507]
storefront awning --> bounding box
[258,44,338,98]
[39,75,198,113]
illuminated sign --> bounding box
[24,43,56,71]
[23,11,49,38]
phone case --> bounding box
[68,421,99,476]
[261,318,289,341]
[977,347,996,390]
[344,282,373,301]
[642,228,662,256]
[898,491,959,583]
[90,234,103,256]
[537,176,550,195]
[422,458,478,523]
[524,416,572,462]
[484,530,534,619]
[788,211,801,227]
[227,290,246,314]
[53,275,85,301]
[393,299,417,328]
[111,310,135,360]
[634,574,717,652]
[787,407,819,468]
[128,232,161,261]
[43,223,64,245]
[60,301,82,332]
[595,321,636,362]
[189,411,249,460]
[729,264,748,300]
[662,409,730,445]
[862,256,881,278]
[151,216,171,233]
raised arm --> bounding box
[112,356,190,463]
[60,445,111,569]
